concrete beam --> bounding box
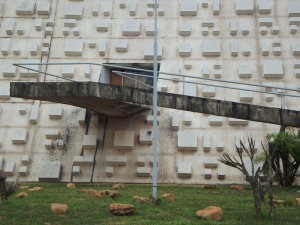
[10,82,300,127]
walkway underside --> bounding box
[10,82,300,127]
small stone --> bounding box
[28,187,44,192]
[229,185,245,191]
[132,196,148,204]
[196,206,223,221]
[19,186,29,190]
[110,203,135,216]
[273,199,286,205]
[204,185,217,189]
[293,198,300,206]
[66,183,75,189]
[160,193,176,202]
[16,192,28,198]
[86,189,103,199]
[50,203,68,215]
[109,191,119,200]
[113,183,125,190]
[99,190,112,195]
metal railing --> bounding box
[13,62,300,110]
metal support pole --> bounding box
[152,0,158,204]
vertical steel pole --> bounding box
[152,0,158,201]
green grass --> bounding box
[0,183,299,225]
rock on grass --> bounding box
[196,206,223,221]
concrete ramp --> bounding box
[10,82,300,127]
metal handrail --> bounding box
[13,62,300,94]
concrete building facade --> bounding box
[0,0,299,184]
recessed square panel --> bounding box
[202,39,221,56]
[114,131,134,150]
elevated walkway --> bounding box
[10,82,300,127]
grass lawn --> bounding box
[0,183,299,225]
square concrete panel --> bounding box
[263,60,284,78]
[1,38,11,56]
[179,23,191,36]
[106,167,113,177]
[122,20,141,36]
[114,131,134,150]
[144,43,163,60]
[116,39,128,52]
[147,0,159,7]
[34,18,42,31]
[172,112,179,130]
[240,91,254,102]
[2,65,17,77]
[64,19,77,28]
[178,130,198,151]
[259,18,273,27]
[203,133,211,151]
[204,169,212,179]
[129,0,137,16]
[30,43,39,56]
[203,159,219,168]
[57,140,65,149]
[290,25,297,34]
[289,0,300,17]
[96,19,109,32]
[292,43,300,56]
[49,105,63,119]
[290,17,300,25]
[5,161,15,176]
[62,65,75,78]
[231,40,238,56]
[47,18,55,27]
[180,0,198,16]
[92,0,99,16]
[44,140,53,149]
[209,116,222,126]
[213,0,220,15]
[73,156,94,165]
[230,19,238,35]
[64,39,84,56]
[99,40,107,56]
[38,161,61,182]
[139,130,152,145]
[236,0,254,15]
[259,0,271,14]
[19,166,28,176]
[179,83,197,97]
[202,86,216,97]
[177,162,192,178]
[30,104,39,124]
[21,155,30,165]
[202,39,221,56]
[106,156,127,166]
[239,65,252,78]
[72,166,81,176]
[217,142,224,151]
[184,114,192,126]
[136,167,151,177]
[137,156,145,166]
[16,0,36,15]
[19,105,27,114]
[65,3,83,19]
[179,43,191,57]
[218,169,226,179]
[0,84,10,99]
[146,22,155,36]
[83,135,97,149]
[37,2,51,15]
[12,129,27,144]
[229,118,249,126]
